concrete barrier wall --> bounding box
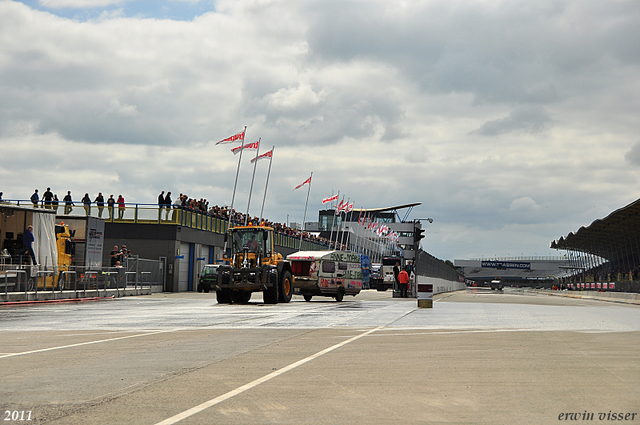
[415,276,466,295]
[515,288,640,305]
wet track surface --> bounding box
[1,289,639,424]
[2,289,639,332]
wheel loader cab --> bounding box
[229,226,275,268]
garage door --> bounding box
[178,242,190,291]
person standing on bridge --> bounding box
[95,192,105,218]
[82,193,91,216]
[30,189,39,208]
[43,188,54,209]
[164,191,172,220]
[107,194,115,220]
[398,267,410,298]
[63,191,73,214]
[117,194,125,219]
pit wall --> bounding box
[415,275,466,295]
[513,288,640,305]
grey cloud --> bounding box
[469,107,552,137]
[303,0,637,106]
[624,141,640,166]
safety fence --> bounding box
[0,262,159,301]
[414,250,463,283]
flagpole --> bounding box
[340,198,350,249]
[354,207,362,254]
[244,137,261,225]
[328,193,340,250]
[259,146,274,224]
[298,172,312,251]
[224,125,246,255]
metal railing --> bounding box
[0,263,155,300]
[2,200,328,251]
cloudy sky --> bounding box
[1,0,640,261]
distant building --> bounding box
[454,257,573,287]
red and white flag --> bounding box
[250,148,273,163]
[293,175,312,191]
[216,130,245,145]
[322,194,338,204]
[336,198,344,213]
[231,141,259,155]
[346,202,354,212]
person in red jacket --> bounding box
[117,194,125,219]
[398,268,410,298]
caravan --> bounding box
[287,250,362,302]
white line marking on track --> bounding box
[0,330,175,359]
[154,307,416,425]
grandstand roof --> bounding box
[550,197,640,261]
[352,203,422,213]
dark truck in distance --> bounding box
[197,264,219,293]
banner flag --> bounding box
[216,130,245,145]
[294,175,312,191]
[251,149,273,163]
[322,194,339,204]
[231,141,259,155]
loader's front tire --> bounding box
[263,272,278,304]
[278,270,293,303]
[216,289,232,304]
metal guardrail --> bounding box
[0,264,154,299]
[2,200,329,251]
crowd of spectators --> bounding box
[15,188,345,250]
[172,192,345,249]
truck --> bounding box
[214,224,294,304]
[374,256,403,291]
[197,264,219,293]
[490,278,504,290]
[0,204,75,291]
[55,216,105,269]
[287,250,363,302]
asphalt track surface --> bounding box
[1,288,639,424]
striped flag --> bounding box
[251,149,273,163]
[322,194,339,204]
[293,175,312,191]
[231,141,259,155]
[216,130,245,145]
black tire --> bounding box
[278,270,293,303]
[203,285,210,293]
[335,288,344,302]
[232,291,251,304]
[304,294,313,302]
[216,289,232,304]
[197,283,203,293]
[263,272,278,304]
